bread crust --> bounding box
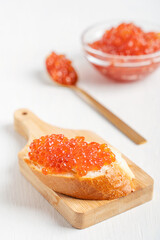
[27,162,134,200]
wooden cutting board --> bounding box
[14,108,154,229]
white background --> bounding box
[0,0,160,239]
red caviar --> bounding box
[86,22,160,81]
[90,23,160,56]
[28,134,116,177]
[46,52,78,85]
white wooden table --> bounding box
[0,0,159,239]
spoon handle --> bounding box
[71,85,146,145]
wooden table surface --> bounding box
[0,0,159,239]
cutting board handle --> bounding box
[14,108,46,140]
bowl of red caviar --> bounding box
[82,20,160,82]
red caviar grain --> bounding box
[46,52,78,85]
[28,134,116,177]
[90,23,160,56]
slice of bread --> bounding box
[25,148,135,200]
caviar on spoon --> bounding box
[46,52,146,145]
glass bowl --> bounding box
[81,20,160,82]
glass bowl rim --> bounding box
[81,20,160,61]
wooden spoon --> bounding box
[51,80,146,145]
